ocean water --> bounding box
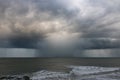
[1,66,120,80]
[0,58,120,80]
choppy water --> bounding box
[30,66,120,80]
[1,66,120,80]
[0,58,120,74]
[0,58,120,80]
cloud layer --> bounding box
[0,0,120,57]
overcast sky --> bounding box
[0,0,120,57]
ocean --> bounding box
[0,58,120,80]
[0,58,120,75]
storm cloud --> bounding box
[0,0,120,57]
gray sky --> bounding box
[0,0,120,57]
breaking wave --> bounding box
[1,66,120,80]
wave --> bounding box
[1,66,120,80]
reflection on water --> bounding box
[0,58,120,75]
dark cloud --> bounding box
[76,38,120,49]
[0,0,120,57]
[9,34,42,48]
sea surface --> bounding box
[0,58,120,74]
[0,58,120,80]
